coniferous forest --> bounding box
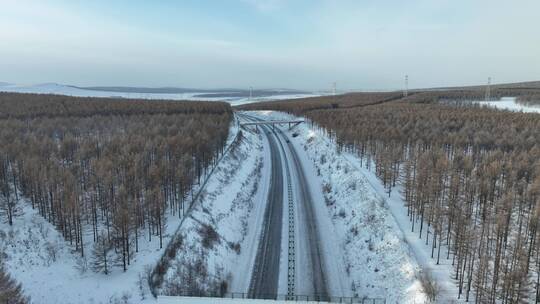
[240,91,540,303]
[0,93,232,273]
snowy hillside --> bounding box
[153,126,270,296]
[1,201,157,303]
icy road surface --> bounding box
[247,122,285,298]
[240,114,349,300]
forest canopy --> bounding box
[243,92,540,303]
[237,86,540,114]
[0,92,232,273]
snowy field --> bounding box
[475,97,540,113]
[246,111,471,303]
[0,83,319,106]
[0,120,243,304]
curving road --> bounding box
[247,121,285,299]
[242,114,328,300]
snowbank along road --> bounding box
[275,127,328,300]
[241,114,329,301]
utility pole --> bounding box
[485,77,491,101]
[249,86,253,101]
[404,75,409,97]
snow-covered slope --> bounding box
[247,111,430,303]
[156,125,270,296]
[1,197,161,303]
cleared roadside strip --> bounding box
[149,115,242,296]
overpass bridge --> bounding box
[240,119,304,130]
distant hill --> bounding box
[74,86,235,94]
[420,80,540,92]
[495,80,540,89]
[193,89,311,98]
[0,83,317,104]
[75,86,310,97]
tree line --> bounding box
[517,94,540,106]
[0,92,232,274]
[238,92,403,113]
[237,87,540,114]
[0,92,230,120]
[312,104,540,303]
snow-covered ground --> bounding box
[0,83,319,105]
[157,122,270,297]
[1,186,199,303]
[475,97,540,113]
[1,201,161,303]
[247,111,466,303]
[0,120,243,304]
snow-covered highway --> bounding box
[274,127,328,300]
[240,114,332,300]
[247,121,285,299]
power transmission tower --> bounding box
[485,77,491,101]
[332,82,337,105]
[404,75,409,97]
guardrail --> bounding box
[159,292,386,303]
[230,293,386,303]
[284,144,296,298]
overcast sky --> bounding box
[1,0,539,91]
